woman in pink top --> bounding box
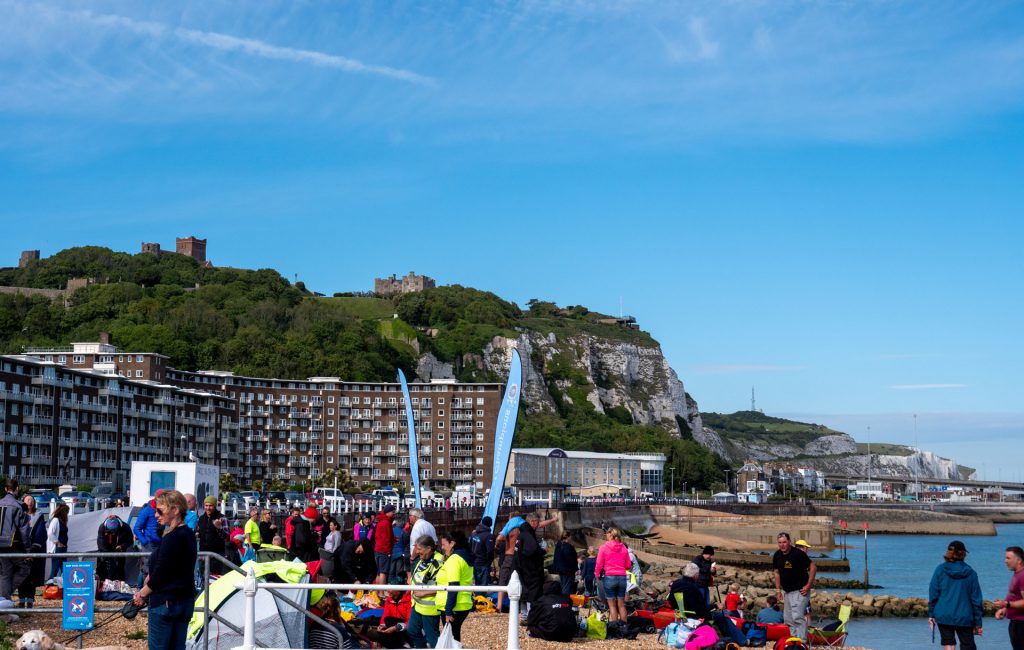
[595,528,631,623]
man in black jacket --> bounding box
[667,562,712,621]
[469,516,495,586]
[527,580,578,641]
[513,513,547,612]
[0,478,31,601]
[692,545,716,607]
[97,514,135,582]
[196,496,228,574]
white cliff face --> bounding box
[476,331,703,436]
[794,449,962,481]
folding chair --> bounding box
[808,603,850,648]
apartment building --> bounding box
[5,339,503,491]
[170,369,501,489]
[0,352,240,486]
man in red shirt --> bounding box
[373,505,397,584]
[995,546,1024,650]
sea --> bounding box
[812,523,1024,648]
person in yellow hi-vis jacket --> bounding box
[407,535,444,648]
[437,530,475,644]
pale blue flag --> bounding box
[483,348,523,528]
[398,369,421,508]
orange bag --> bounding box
[43,585,62,600]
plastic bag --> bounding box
[435,622,463,649]
[586,612,607,639]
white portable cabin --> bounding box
[129,461,220,507]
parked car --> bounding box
[263,491,286,505]
[61,490,97,514]
[305,492,323,506]
[27,489,61,515]
[283,491,306,507]
[239,490,261,507]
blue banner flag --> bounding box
[62,561,95,630]
[483,348,523,529]
[398,369,421,508]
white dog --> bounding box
[15,630,129,650]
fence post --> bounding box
[507,571,523,650]
[241,566,258,650]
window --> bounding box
[437,433,444,441]
[136,355,143,362]
[327,421,334,426]
[475,445,484,452]
[437,410,444,417]
[476,410,484,416]
[328,408,334,415]
[475,469,484,476]
[476,457,484,465]
[72,356,84,364]
[118,356,124,362]
[477,397,485,405]
[438,398,445,404]
[328,396,335,403]
[437,421,444,429]
[136,370,143,378]
[437,446,444,453]
[476,422,484,429]
[436,470,444,477]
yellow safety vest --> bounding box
[436,552,474,614]
[410,551,444,616]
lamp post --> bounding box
[670,467,676,499]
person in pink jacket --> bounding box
[594,528,632,623]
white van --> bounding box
[314,487,351,511]
[371,488,400,506]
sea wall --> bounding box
[816,505,996,535]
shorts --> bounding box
[374,552,390,575]
[938,624,976,650]
[498,556,515,586]
[603,575,627,600]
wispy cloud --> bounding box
[890,383,967,390]
[693,363,805,375]
[18,3,433,86]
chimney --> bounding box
[98,331,112,345]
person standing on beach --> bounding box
[772,532,816,641]
[994,545,1024,650]
[693,545,716,606]
[928,540,983,650]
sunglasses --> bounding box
[156,508,166,515]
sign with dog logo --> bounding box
[62,561,95,630]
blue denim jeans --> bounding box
[473,564,490,586]
[48,548,65,580]
[148,598,192,650]
[407,609,440,648]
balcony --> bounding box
[450,425,474,434]
[32,375,72,388]
[0,390,35,403]
[23,413,54,426]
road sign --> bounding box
[62,561,95,630]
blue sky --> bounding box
[2,1,1022,476]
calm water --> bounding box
[813,523,1024,648]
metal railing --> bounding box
[233,569,523,650]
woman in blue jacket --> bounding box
[929,540,983,650]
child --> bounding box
[722,582,745,618]
[583,547,597,596]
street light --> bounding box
[670,467,676,499]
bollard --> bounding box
[241,567,258,650]
[507,571,523,650]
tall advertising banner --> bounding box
[483,348,523,529]
[398,369,421,508]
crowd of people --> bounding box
[6,478,1024,650]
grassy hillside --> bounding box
[0,246,732,489]
[856,442,913,456]
[703,410,843,447]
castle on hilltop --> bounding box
[140,236,212,267]
[374,271,435,296]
